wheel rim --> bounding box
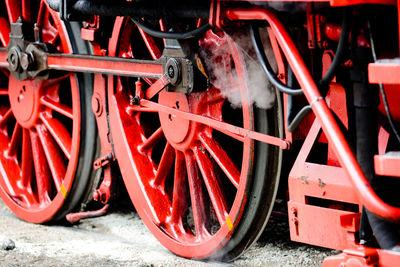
[0,1,81,223]
[108,18,264,258]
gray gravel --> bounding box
[0,199,337,266]
[0,237,15,251]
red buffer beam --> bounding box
[225,7,400,222]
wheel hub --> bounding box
[158,90,191,146]
[8,76,40,128]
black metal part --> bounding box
[130,95,140,106]
[6,17,49,80]
[166,58,181,86]
[130,18,211,40]
[351,42,400,250]
[162,39,194,93]
[47,0,210,19]
[250,24,303,96]
[286,66,312,132]
[251,7,350,96]
[287,105,312,132]
[318,8,350,88]
[7,47,22,72]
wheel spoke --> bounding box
[171,151,188,224]
[0,109,13,127]
[194,146,229,226]
[5,0,21,23]
[138,27,162,60]
[40,113,71,159]
[8,123,22,156]
[21,0,31,23]
[153,143,175,186]
[41,96,73,119]
[41,74,71,89]
[21,129,33,187]
[35,124,66,191]
[38,5,59,44]
[140,127,164,152]
[30,129,52,204]
[185,152,210,238]
[36,0,45,27]
[198,133,240,189]
[0,17,10,47]
[218,129,245,143]
[0,88,8,95]
[206,89,225,104]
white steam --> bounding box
[200,30,276,109]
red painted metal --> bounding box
[374,153,400,177]
[140,99,290,149]
[219,0,395,6]
[107,18,263,258]
[0,1,398,264]
[5,0,21,23]
[91,74,116,205]
[369,63,400,122]
[66,204,109,224]
[80,15,100,42]
[0,17,10,47]
[288,123,361,249]
[369,62,400,85]
[0,1,81,223]
[47,54,163,78]
[0,49,7,68]
[288,86,361,250]
[225,7,400,222]
[329,0,395,6]
[145,75,169,99]
[377,85,400,122]
[323,247,400,266]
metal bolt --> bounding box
[20,52,34,71]
[92,96,103,116]
[8,47,21,72]
[165,58,181,85]
[129,95,140,106]
[291,207,298,216]
[93,190,100,201]
[168,65,175,78]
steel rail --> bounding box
[140,99,290,150]
[226,7,400,222]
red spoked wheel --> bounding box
[0,1,98,223]
[108,18,282,260]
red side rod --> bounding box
[225,7,400,222]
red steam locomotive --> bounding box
[0,0,399,265]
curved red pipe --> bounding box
[225,7,400,222]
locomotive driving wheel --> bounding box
[108,17,282,260]
[0,0,98,223]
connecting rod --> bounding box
[0,48,163,78]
